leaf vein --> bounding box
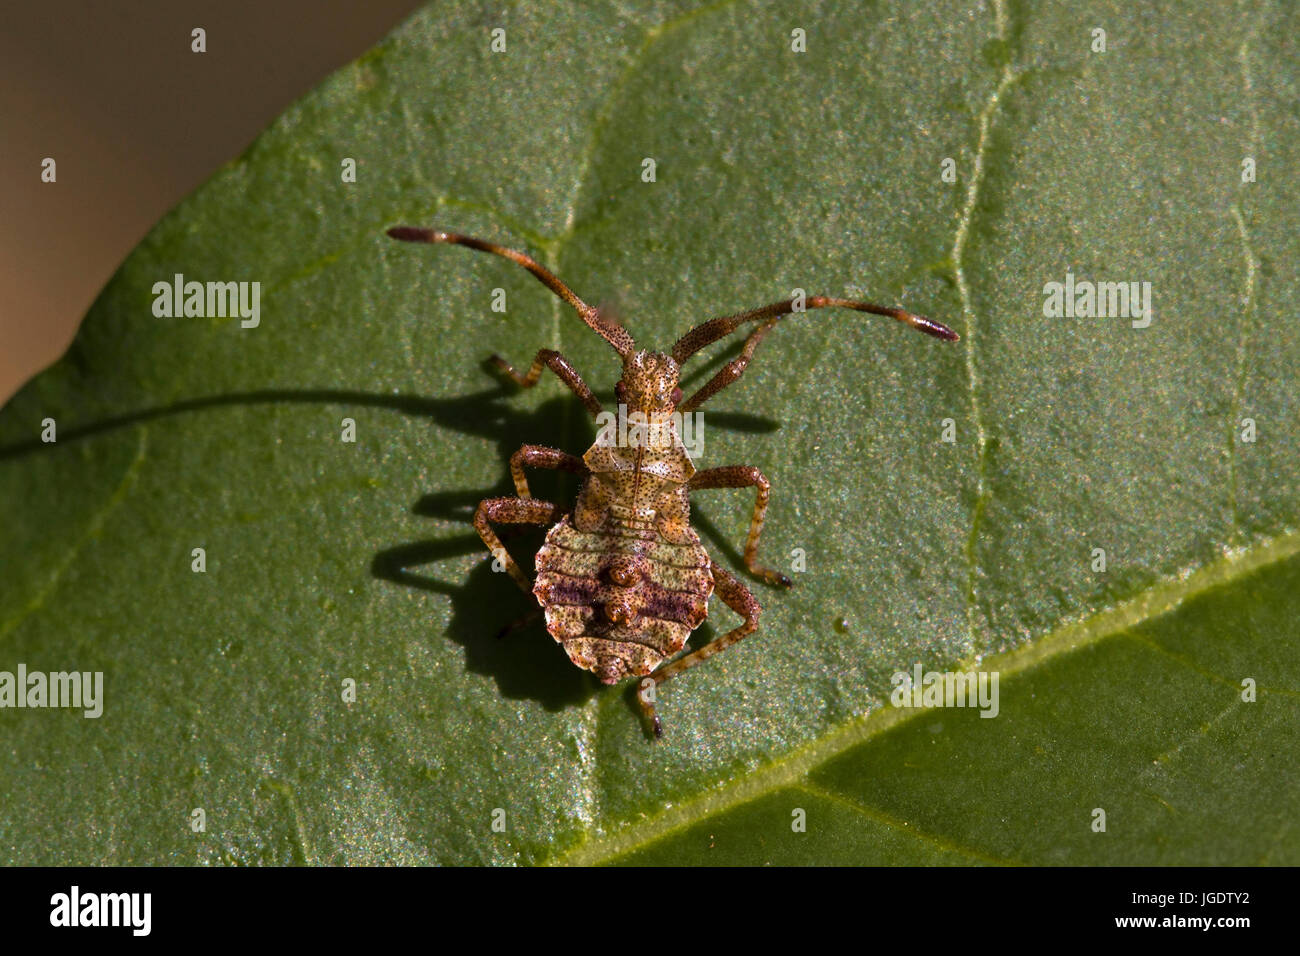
[954,0,1020,655]
[794,782,1018,865]
[0,425,149,644]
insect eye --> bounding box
[671,387,682,405]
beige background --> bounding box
[0,0,425,406]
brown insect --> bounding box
[387,226,958,738]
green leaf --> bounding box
[1,0,1296,866]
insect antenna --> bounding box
[671,295,958,365]
[387,227,635,357]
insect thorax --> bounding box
[579,432,696,539]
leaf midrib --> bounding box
[551,529,1300,865]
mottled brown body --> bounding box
[535,517,713,684]
[534,374,711,684]
[387,225,959,737]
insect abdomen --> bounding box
[533,517,714,684]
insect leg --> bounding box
[688,466,793,588]
[640,561,761,739]
[509,444,586,499]
[491,348,604,418]
[496,606,544,640]
[473,496,561,594]
[678,320,778,413]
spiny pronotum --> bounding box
[388,226,959,738]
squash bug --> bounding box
[387,226,959,738]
